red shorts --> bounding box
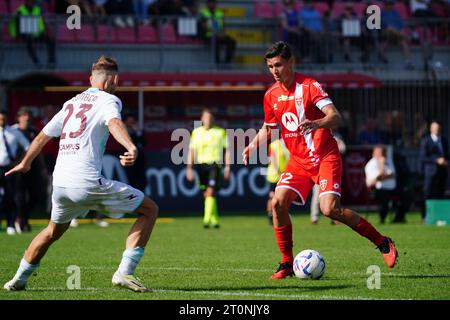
[275,152,342,205]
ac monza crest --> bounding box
[319,179,327,191]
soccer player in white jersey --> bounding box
[3,56,158,293]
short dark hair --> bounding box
[264,41,292,61]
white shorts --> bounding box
[51,179,145,224]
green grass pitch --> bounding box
[0,212,449,300]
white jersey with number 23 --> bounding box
[43,87,122,188]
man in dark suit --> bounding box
[420,121,449,219]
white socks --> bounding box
[117,247,145,275]
[14,258,39,282]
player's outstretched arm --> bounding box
[108,118,138,167]
[242,124,271,165]
[299,104,343,135]
[5,131,52,176]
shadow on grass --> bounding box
[386,274,450,279]
[169,284,354,292]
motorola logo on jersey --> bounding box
[281,112,299,132]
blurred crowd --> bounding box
[280,0,450,68]
[4,0,450,69]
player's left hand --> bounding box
[5,162,30,176]
[119,151,136,167]
[299,119,318,135]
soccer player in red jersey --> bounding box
[243,42,398,279]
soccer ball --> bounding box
[293,249,326,279]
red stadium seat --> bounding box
[353,2,368,18]
[96,24,114,42]
[312,2,329,16]
[10,0,23,13]
[137,24,158,43]
[75,24,95,43]
[0,1,9,14]
[254,1,274,18]
[160,23,176,44]
[115,26,136,43]
[42,0,56,14]
[274,0,284,17]
[56,23,75,43]
[331,2,345,18]
[394,2,410,19]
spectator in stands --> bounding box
[131,0,151,24]
[298,0,327,63]
[392,148,413,223]
[419,120,449,220]
[12,108,48,233]
[56,0,93,17]
[106,0,135,28]
[321,9,336,63]
[365,145,397,224]
[410,0,435,18]
[379,0,413,69]
[382,110,407,147]
[280,0,305,62]
[8,0,56,69]
[0,111,29,235]
[337,3,359,63]
[92,0,108,21]
[358,3,379,64]
[182,0,199,16]
[199,0,237,67]
[357,118,385,145]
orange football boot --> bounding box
[378,237,398,268]
[271,262,294,279]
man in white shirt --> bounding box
[364,145,397,224]
[0,111,30,235]
[3,56,158,293]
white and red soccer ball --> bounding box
[293,249,326,279]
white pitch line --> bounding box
[0,265,447,278]
[18,287,380,300]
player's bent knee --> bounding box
[46,223,69,242]
[321,206,340,218]
[272,195,289,212]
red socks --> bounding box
[353,217,385,247]
[274,224,293,264]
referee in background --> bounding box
[186,108,230,228]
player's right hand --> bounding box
[120,150,137,167]
[5,162,30,176]
[242,143,255,166]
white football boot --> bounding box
[112,271,151,293]
[3,278,27,291]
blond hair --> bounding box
[91,56,119,74]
